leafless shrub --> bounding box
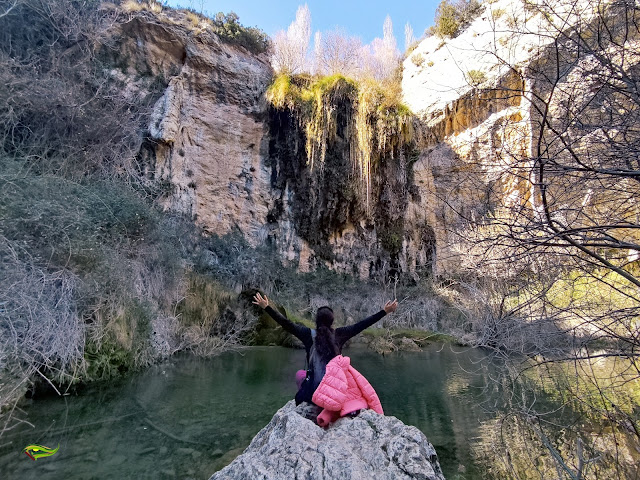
[0,0,20,18]
[313,29,363,77]
[0,236,84,435]
[270,4,311,74]
[431,0,640,475]
[0,0,156,179]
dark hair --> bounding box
[314,306,339,362]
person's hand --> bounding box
[252,292,269,309]
[383,299,398,314]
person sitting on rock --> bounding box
[252,292,398,405]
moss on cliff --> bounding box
[266,73,417,269]
[267,73,413,194]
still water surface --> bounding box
[0,344,502,479]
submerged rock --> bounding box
[210,400,446,480]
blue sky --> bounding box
[164,1,441,48]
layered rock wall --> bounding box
[114,0,607,279]
[112,16,274,247]
[114,12,435,280]
[400,0,566,274]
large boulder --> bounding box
[210,401,446,480]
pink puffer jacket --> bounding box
[311,355,383,427]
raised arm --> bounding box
[252,293,312,345]
[336,299,398,344]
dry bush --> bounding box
[270,4,311,74]
[0,236,84,435]
[313,29,363,77]
[176,305,255,357]
[148,1,162,14]
[122,0,144,12]
[171,272,256,355]
[0,0,156,179]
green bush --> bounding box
[466,69,487,86]
[0,167,157,270]
[211,12,270,54]
[83,299,153,382]
[430,0,484,39]
[432,1,461,38]
[84,339,132,381]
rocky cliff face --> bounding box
[401,0,545,274]
[265,94,433,280]
[400,0,613,274]
[110,15,274,247]
[210,401,446,480]
[113,11,434,280]
[114,0,603,279]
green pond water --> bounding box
[0,344,504,479]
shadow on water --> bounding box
[0,344,504,479]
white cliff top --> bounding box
[402,0,599,118]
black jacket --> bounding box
[263,306,386,404]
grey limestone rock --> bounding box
[210,400,446,480]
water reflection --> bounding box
[352,345,500,479]
[0,345,502,480]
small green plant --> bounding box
[411,53,425,67]
[491,8,506,20]
[84,339,132,381]
[430,0,483,39]
[466,69,486,86]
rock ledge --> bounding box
[210,400,446,480]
